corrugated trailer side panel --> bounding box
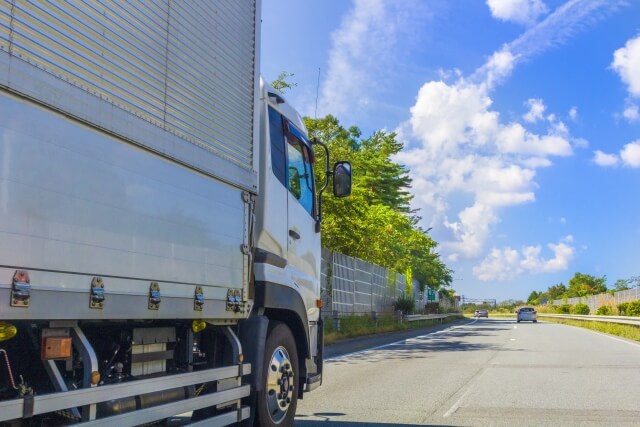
[0,1,260,320]
[0,0,258,189]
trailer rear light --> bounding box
[316,299,324,309]
[41,336,72,360]
[0,322,17,342]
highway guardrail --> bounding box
[403,313,462,322]
[538,313,640,326]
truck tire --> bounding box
[255,321,299,426]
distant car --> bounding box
[474,310,488,318]
[517,307,537,323]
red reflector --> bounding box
[13,270,30,284]
[316,299,324,309]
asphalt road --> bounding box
[295,318,640,427]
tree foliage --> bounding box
[271,71,298,93]
[566,273,607,298]
[527,273,610,304]
[305,114,453,292]
[613,279,631,292]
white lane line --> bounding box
[603,334,640,349]
[325,318,479,361]
[548,320,640,350]
[443,384,474,418]
[510,338,516,341]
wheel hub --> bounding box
[266,346,294,423]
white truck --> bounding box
[0,2,351,426]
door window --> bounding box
[286,128,315,217]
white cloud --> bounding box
[483,49,519,88]
[521,157,552,168]
[569,106,578,120]
[612,35,640,98]
[504,0,625,61]
[317,0,624,265]
[473,247,521,281]
[623,104,640,122]
[486,0,548,25]
[495,123,572,156]
[572,137,589,149]
[397,77,574,259]
[594,140,640,168]
[395,1,626,262]
[523,98,546,122]
[473,236,575,281]
[620,140,640,168]
[593,150,619,167]
[319,1,427,119]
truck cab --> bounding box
[244,81,350,425]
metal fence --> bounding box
[321,250,410,315]
[319,249,456,315]
[551,287,640,312]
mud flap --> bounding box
[238,314,268,426]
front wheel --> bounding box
[255,322,299,426]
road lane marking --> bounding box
[443,379,476,418]
[510,338,516,341]
[603,334,640,349]
[549,320,640,350]
[442,364,491,418]
[325,318,479,361]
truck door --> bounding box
[284,122,320,316]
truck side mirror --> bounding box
[332,161,352,198]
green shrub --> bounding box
[618,303,629,316]
[627,301,640,317]
[596,305,612,315]
[571,303,590,315]
[556,304,571,314]
[393,295,415,314]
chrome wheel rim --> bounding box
[266,345,294,424]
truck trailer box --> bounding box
[0,1,258,321]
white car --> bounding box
[517,307,537,323]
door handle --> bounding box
[289,229,301,240]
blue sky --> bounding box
[260,0,640,302]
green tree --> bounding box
[546,283,567,300]
[527,290,540,305]
[613,279,631,292]
[305,114,452,292]
[271,71,298,93]
[566,273,607,298]
[357,131,413,213]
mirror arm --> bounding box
[312,138,332,195]
[312,138,331,231]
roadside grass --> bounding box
[324,314,463,345]
[542,317,640,342]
